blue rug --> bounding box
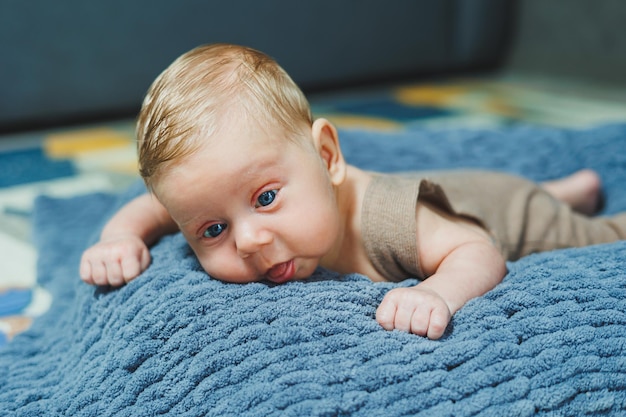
[2,124,626,416]
[0,147,75,188]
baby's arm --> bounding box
[376,201,507,339]
[79,193,178,286]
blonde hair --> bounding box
[136,43,313,189]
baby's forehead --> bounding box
[155,124,315,190]
[207,112,313,148]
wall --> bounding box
[506,0,626,86]
[0,0,512,131]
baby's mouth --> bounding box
[266,260,295,284]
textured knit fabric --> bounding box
[361,174,422,279]
[3,124,626,416]
[362,171,626,282]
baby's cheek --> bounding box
[200,255,259,284]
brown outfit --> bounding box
[361,171,626,282]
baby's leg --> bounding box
[540,169,602,216]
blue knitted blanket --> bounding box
[2,124,626,416]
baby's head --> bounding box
[136,43,313,190]
[134,44,348,285]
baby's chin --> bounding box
[206,272,262,285]
[206,258,320,285]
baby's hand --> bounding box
[79,235,150,287]
[376,286,452,340]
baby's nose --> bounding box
[235,221,273,257]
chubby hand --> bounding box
[79,235,151,287]
[376,286,452,340]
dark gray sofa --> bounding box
[0,0,514,131]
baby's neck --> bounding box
[320,165,382,279]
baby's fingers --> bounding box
[410,303,434,337]
[120,248,150,283]
[79,258,94,284]
[105,260,127,286]
[390,302,438,338]
[377,288,421,333]
[423,307,450,340]
[376,287,451,339]
[375,290,400,331]
[88,259,113,286]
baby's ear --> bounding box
[311,118,347,186]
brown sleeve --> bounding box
[361,174,424,282]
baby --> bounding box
[80,43,626,339]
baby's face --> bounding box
[154,120,342,284]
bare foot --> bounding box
[541,169,603,216]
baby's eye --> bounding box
[203,223,227,238]
[256,189,277,207]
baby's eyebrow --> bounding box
[176,208,216,229]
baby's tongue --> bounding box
[268,262,287,279]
